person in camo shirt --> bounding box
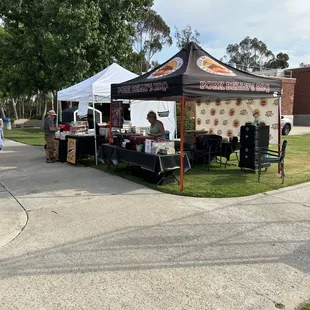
[43,110,58,163]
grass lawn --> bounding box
[4,128,45,146]
[4,128,310,198]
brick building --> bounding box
[288,67,310,126]
[274,77,296,117]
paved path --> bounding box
[290,126,310,135]
[0,183,27,248]
[0,140,310,310]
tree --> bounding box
[267,52,289,69]
[133,8,172,73]
[224,36,288,71]
[175,25,200,50]
[151,60,161,70]
[300,62,310,67]
[0,0,154,104]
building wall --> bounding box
[279,78,296,116]
[290,67,310,126]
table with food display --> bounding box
[55,121,108,164]
[99,132,192,185]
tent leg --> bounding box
[180,96,185,192]
[278,96,282,174]
[93,95,98,166]
[56,100,59,127]
[109,98,113,140]
[175,102,178,139]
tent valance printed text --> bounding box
[111,42,281,101]
[200,81,272,93]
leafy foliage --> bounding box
[0,0,153,94]
[225,36,289,71]
[175,25,200,49]
[0,0,154,118]
[176,103,195,137]
[133,8,172,73]
[267,52,290,69]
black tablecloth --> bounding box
[98,144,191,174]
[65,135,96,164]
[55,138,67,163]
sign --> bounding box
[111,101,122,128]
[195,98,279,145]
[67,138,77,164]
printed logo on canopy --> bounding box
[148,57,183,79]
[197,56,236,76]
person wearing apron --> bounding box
[147,111,166,139]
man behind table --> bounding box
[44,110,58,163]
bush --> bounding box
[176,103,195,137]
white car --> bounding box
[281,116,292,136]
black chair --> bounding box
[224,139,240,168]
[193,135,222,170]
[258,140,288,184]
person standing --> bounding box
[44,110,58,163]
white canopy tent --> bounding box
[57,63,177,165]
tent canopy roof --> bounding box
[111,42,282,101]
[57,63,137,102]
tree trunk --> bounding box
[18,99,22,119]
[1,107,6,118]
[51,92,54,111]
[12,98,19,120]
[22,97,25,119]
[52,90,59,124]
[41,94,47,129]
[37,91,41,117]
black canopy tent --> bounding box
[111,42,282,191]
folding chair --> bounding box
[258,140,288,184]
[224,138,240,168]
[193,135,222,170]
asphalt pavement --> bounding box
[0,139,310,310]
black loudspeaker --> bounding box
[239,146,261,170]
[240,125,270,147]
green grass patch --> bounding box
[4,128,45,146]
[87,135,310,198]
[4,128,310,198]
[303,304,310,310]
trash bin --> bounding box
[3,118,11,130]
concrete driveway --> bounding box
[0,140,310,310]
[290,126,310,136]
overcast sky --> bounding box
[153,0,310,68]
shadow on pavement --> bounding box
[0,211,309,278]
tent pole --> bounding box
[93,95,98,166]
[56,100,59,127]
[278,96,282,174]
[109,98,112,140]
[180,96,185,192]
[175,102,178,139]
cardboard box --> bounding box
[145,139,153,154]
